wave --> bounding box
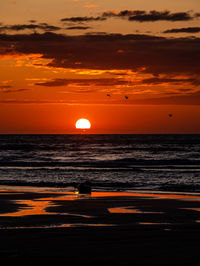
[0,158,200,166]
[1,134,200,193]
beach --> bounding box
[0,186,200,265]
[1,0,200,262]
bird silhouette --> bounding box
[125,96,128,99]
[169,114,173,118]
[107,94,111,97]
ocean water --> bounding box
[0,134,200,192]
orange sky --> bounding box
[0,0,200,133]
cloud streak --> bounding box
[142,77,200,86]
[0,86,27,93]
[0,23,61,32]
[61,16,106,23]
[35,77,200,88]
[164,27,200,34]
[66,26,91,30]
[60,10,200,24]
[35,78,131,87]
[102,10,199,22]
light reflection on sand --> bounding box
[0,191,93,217]
[0,198,94,218]
[1,185,200,199]
[0,188,200,230]
[0,199,56,216]
[108,206,163,214]
[0,190,200,218]
[0,223,116,230]
[108,207,141,214]
[91,192,200,203]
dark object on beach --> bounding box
[77,182,91,194]
[169,113,173,118]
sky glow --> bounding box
[0,0,200,133]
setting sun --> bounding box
[75,119,91,129]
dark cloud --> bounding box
[85,31,112,36]
[0,23,61,32]
[0,87,27,93]
[61,16,106,23]
[0,32,200,77]
[60,10,199,24]
[0,85,12,89]
[66,26,91,30]
[36,77,200,88]
[0,85,29,94]
[38,23,61,31]
[142,77,200,86]
[164,27,200,34]
[35,78,130,87]
[178,88,194,92]
[29,20,37,23]
[102,10,199,22]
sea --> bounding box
[0,134,200,193]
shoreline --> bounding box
[1,183,200,195]
[1,185,200,264]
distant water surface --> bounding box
[0,134,200,192]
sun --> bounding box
[75,118,91,129]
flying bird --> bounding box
[125,96,128,99]
[107,94,111,97]
[169,114,173,118]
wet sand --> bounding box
[0,186,200,265]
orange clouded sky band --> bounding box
[0,0,199,133]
